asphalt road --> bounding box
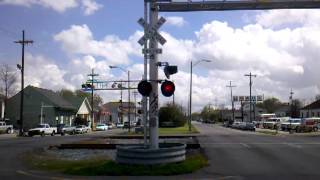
[2,124,320,180]
[0,129,122,180]
[193,123,320,180]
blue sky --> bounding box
[1,0,320,111]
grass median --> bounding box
[23,149,207,176]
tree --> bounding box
[159,103,186,127]
[57,89,74,98]
[0,64,17,120]
[291,99,302,118]
[256,97,282,113]
[74,90,103,109]
[200,105,219,123]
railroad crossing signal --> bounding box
[161,80,175,97]
[137,17,167,46]
[138,80,153,97]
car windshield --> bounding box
[36,125,46,128]
[76,125,83,128]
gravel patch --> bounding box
[46,149,116,161]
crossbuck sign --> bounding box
[137,16,167,51]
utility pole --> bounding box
[290,89,294,117]
[244,72,256,122]
[88,69,99,129]
[15,30,33,136]
[226,81,236,122]
[120,81,123,124]
[133,91,138,124]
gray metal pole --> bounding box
[143,0,148,147]
[189,61,192,131]
[128,71,131,132]
[249,73,252,122]
[149,0,159,149]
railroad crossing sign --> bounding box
[137,16,167,46]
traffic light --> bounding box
[161,80,175,97]
[138,80,152,97]
[164,65,178,79]
[81,83,94,89]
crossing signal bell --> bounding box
[161,80,175,97]
[138,80,152,97]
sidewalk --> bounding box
[0,133,17,139]
[256,128,320,136]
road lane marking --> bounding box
[285,143,302,148]
[240,143,251,148]
[16,170,73,180]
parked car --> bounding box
[57,124,76,135]
[28,124,57,137]
[263,117,289,129]
[0,121,14,134]
[75,125,90,134]
[296,118,319,133]
[123,122,130,129]
[107,122,115,129]
[96,123,108,131]
[242,122,256,131]
[280,118,302,131]
[116,123,124,128]
[231,121,241,129]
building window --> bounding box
[312,112,315,117]
[307,112,309,117]
[318,112,320,117]
[301,112,304,118]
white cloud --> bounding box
[54,24,141,65]
[165,16,187,27]
[0,0,102,15]
[23,53,74,90]
[82,0,103,16]
[256,9,320,28]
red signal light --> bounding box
[161,80,175,97]
[138,80,152,97]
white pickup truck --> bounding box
[28,124,57,137]
[0,121,14,134]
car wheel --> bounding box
[6,128,13,134]
[51,131,55,136]
[61,131,65,136]
[41,131,45,137]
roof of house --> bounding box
[31,86,75,110]
[63,96,87,110]
[301,99,320,110]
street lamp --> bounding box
[189,59,212,131]
[109,65,131,132]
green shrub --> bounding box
[159,104,186,127]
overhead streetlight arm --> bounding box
[192,59,212,67]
